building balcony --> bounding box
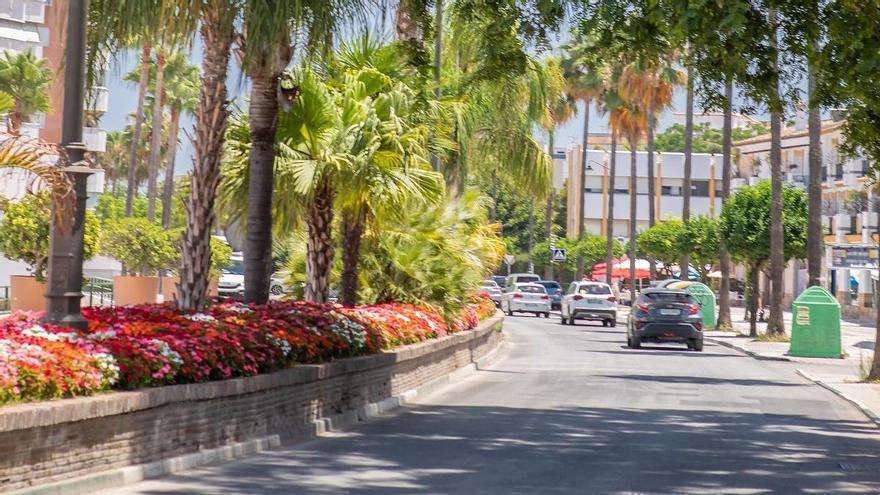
[83,127,106,152]
[86,86,109,114]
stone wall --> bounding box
[0,315,503,493]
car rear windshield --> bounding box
[578,284,611,295]
[644,292,694,304]
[518,285,545,294]
[537,282,560,289]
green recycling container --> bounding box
[684,282,716,328]
[789,286,842,358]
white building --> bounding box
[669,112,763,130]
[566,145,724,240]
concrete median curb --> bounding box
[705,337,791,361]
[795,369,880,429]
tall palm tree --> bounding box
[242,0,366,305]
[0,50,52,135]
[544,92,576,280]
[562,36,606,279]
[160,51,200,229]
[767,8,785,334]
[807,41,823,287]
[605,132,618,286]
[91,130,128,194]
[717,76,734,329]
[680,63,694,281]
[125,42,151,217]
[145,46,167,221]
[610,104,646,295]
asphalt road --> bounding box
[102,314,880,494]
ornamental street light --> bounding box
[44,0,92,331]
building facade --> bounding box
[566,145,724,241]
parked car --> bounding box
[627,288,704,351]
[500,282,551,317]
[492,275,507,287]
[480,279,503,306]
[270,273,287,296]
[218,253,245,299]
[560,281,618,327]
[504,273,541,291]
[536,280,562,310]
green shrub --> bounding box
[0,192,100,280]
[100,217,176,275]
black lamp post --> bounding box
[44,0,92,331]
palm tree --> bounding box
[126,42,151,217]
[610,104,646,296]
[145,46,167,221]
[0,51,52,135]
[242,0,366,305]
[717,76,734,329]
[680,63,694,281]
[767,8,785,335]
[544,91,576,280]
[160,51,200,229]
[807,41,823,287]
[562,36,606,280]
[91,130,128,194]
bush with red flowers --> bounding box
[0,297,498,405]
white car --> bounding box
[504,273,541,291]
[560,281,618,327]
[500,282,551,318]
[218,254,245,299]
[480,279,503,306]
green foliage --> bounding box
[637,218,685,275]
[654,122,769,153]
[719,181,808,269]
[100,217,176,275]
[357,191,505,317]
[533,234,624,278]
[0,50,52,126]
[209,236,233,275]
[681,215,721,281]
[0,193,99,280]
[94,191,186,228]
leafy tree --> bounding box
[533,234,623,283]
[654,122,768,154]
[0,193,100,280]
[636,218,684,277]
[719,181,807,336]
[0,50,52,135]
[680,214,720,282]
[101,217,177,276]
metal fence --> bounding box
[82,277,114,307]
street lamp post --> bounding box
[44,0,91,331]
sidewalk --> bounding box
[705,306,880,427]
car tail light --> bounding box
[636,303,650,313]
[607,296,616,303]
[693,322,703,331]
[573,295,584,301]
[689,304,700,315]
[635,320,646,329]
[513,294,524,299]
[540,295,549,300]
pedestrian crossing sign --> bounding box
[551,248,566,262]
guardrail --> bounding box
[82,277,113,307]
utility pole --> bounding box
[44,0,92,330]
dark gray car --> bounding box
[626,288,704,351]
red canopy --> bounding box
[590,257,652,281]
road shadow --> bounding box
[589,348,741,358]
[126,403,880,495]
[603,373,806,387]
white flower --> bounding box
[185,313,216,322]
[226,305,253,314]
[151,339,183,367]
[20,325,74,342]
[267,334,293,357]
[93,352,120,385]
[89,329,118,340]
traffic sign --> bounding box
[551,248,566,262]
[504,254,515,265]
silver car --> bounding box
[480,279,503,306]
[501,282,552,318]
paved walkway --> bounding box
[706,306,880,428]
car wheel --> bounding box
[610,319,617,328]
[693,338,704,352]
[560,314,567,325]
[270,284,283,295]
[601,320,608,327]
[630,334,641,349]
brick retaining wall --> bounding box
[0,315,503,492]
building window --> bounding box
[691,180,710,197]
[614,188,628,194]
[584,187,603,193]
[661,185,679,196]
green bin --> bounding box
[684,282,716,328]
[789,286,842,358]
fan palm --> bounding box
[0,51,52,135]
[610,103,647,295]
[160,51,200,228]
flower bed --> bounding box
[0,295,497,405]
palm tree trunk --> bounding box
[629,145,637,295]
[305,175,336,303]
[243,73,280,305]
[177,1,235,311]
[340,207,366,307]
[544,191,554,280]
[646,101,657,280]
[807,47,823,287]
[605,133,617,286]
[490,169,497,221]
[717,76,734,329]
[126,42,151,217]
[161,105,181,229]
[146,48,166,222]
[768,8,785,335]
[577,100,590,279]
[680,64,694,281]
[528,201,535,273]
[395,0,421,42]
[748,263,759,337]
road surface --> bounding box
[102,314,880,494]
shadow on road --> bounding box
[604,373,806,387]
[127,403,880,494]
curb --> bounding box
[10,321,507,495]
[795,369,880,429]
[705,337,791,361]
